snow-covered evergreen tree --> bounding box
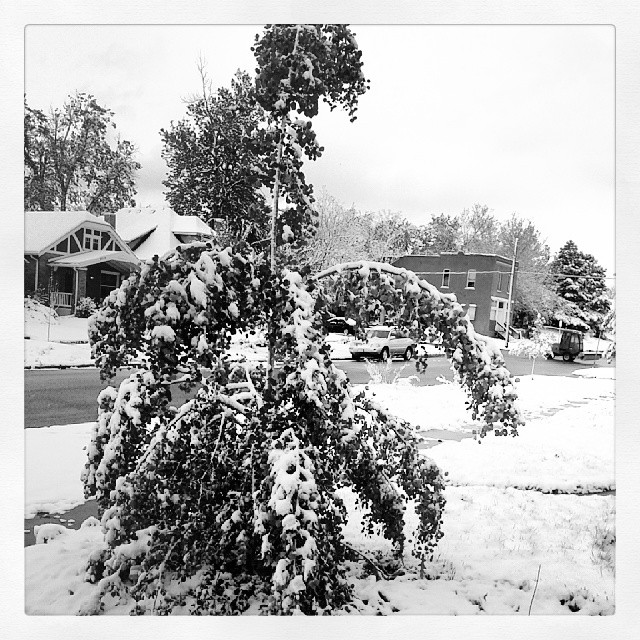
[548,240,611,334]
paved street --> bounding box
[24,352,600,429]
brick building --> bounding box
[392,252,518,337]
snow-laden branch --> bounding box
[314,260,446,300]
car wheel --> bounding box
[562,353,574,362]
[351,354,361,361]
[404,346,414,361]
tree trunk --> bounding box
[266,25,301,392]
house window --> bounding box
[497,272,503,291]
[442,269,450,288]
[467,304,477,321]
[466,269,476,289]
[84,228,101,251]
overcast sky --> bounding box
[25,24,615,277]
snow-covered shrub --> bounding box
[75,296,98,318]
[364,359,409,385]
[25,297,57,324]
[83,242,522,615]
[25,287,49,306]
[34,523,68,545]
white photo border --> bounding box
[2,2,637,639]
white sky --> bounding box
[24,24,615,277]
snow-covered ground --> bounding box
[25,371,615,615]
[25,422,94,518]
[24,300,94,367]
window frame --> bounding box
[466,269,477,289]
[84,228,102,251]
[467,304,477,321]
[441,269,450,288]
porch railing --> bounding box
[495,321,523,340]
[50,291,73,308]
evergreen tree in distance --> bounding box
[548,240,611,334]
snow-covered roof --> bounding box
[172,215,213,236]
[24,211,112,254]
[114,206,215,261]
[48,250,139,269]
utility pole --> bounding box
[504,237,518,348]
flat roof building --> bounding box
[393,252,518,338]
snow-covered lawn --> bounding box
[25,371,615,615]
[24,338,94,368]
[25,422,95,518]
[24,300,94,367]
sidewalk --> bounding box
[25,500,99,547]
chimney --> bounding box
[103,213,116,229]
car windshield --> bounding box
[366,329,390,339]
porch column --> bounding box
[76,267,88,303]
[73,268,79,312]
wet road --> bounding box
[24,353,598,428]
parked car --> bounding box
[325,315,357,335]
[545,326,609,362]
[546,327,584,362]
[349,326,416,361]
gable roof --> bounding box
[24,211,115,254]
[114,206,215,261]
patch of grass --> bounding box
[364,358,411,385]
[590,504,615,575]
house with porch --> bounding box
[393,252,518,338]
[24,211,140,315]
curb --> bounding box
[25,363,96,370]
